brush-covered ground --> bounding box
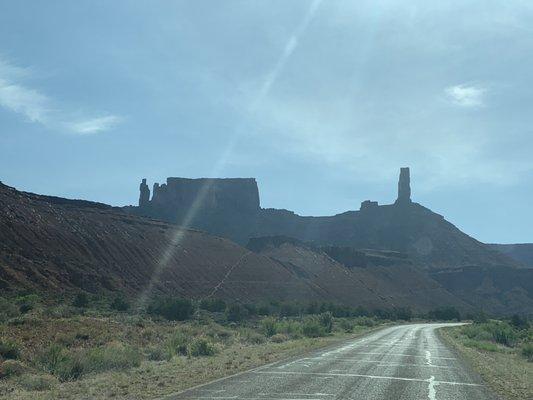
[441,317,532,400]
[0,294,393,400]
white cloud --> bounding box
[445,84,486,107]
[0,79,50,123]
[67,115,122,134]
[0,57,121,135]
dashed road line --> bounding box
[253,370,482,387]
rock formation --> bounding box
[142,177,260,213]
[125,168,517,271]
[360,200,378,211]
[396,167,411,204]
[139,178,150,208]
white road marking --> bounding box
[326,352,456,360]
[180,398,324,400]
[259,393,333,397]
[199,390,226,393]
[329,360,453,369]
[425,350,432,366]
[365,343,448,350]
[278,359,309,369]
[254,370,482,387]
[428,375,438,400]
[179,397,237,399]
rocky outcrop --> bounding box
[139,178,150,208]
[395,167,411,204]
[126,168,517,270]
[360,200,378,211]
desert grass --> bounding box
[441,324,532,400]
[0,306,382,400]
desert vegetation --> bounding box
[442,315,532,400]
[0,291,407,399]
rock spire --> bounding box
[396,167,411,204]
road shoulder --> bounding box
[439,326,531,400]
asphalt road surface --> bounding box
[165,323,498,400]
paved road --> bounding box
[165,323,497,400]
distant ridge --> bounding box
[126,168,517,270]
[1,181,531,315]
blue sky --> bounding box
[1,0,532,243]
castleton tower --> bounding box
[395,167,411,205]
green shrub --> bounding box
[110,295,130,312]
[37,343,140,381]
[462,321,518,347]
[393,307,413,321]
[37,344,67,373]
[16,294,40,314]
[521,343,533,362]
[462,324,493,341]
[471,312,488,324]
[256,304,272,316]
[275,320,302,338]
[279,302,301,317]
[510,314,530,330]
[428,306,461,321]
[319,312,333,333]
[338,319,355,333]
[188,338,216,356]
[239,329,265,345]
[199,298,226,312]
[84,343,141,373]
[270,333,289,343]
[244,303,258,316]
[72,293,89,308]
[146,345,171,361]
[489,323,517,347]
[0,339,21,360]
[260,317,277,337]
[354,316,376,327]
[18,374,56,391]
[0,359,26,377]
[302,318,326,338]
[37,344,83,381]
[148,297,194,321]
[225,304,248,322]
[166,331,189,357]
[463,339,499,352]
[0,297,20,323]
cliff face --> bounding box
[150,178,260,212]
[127,177,261,243]
[126,170,517,270]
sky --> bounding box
[1,0,532,244]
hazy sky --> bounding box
[1,1,532,243]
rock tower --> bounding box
[396,167,411,204]
[139,178,150,208]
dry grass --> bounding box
[0,310,381,400]
[440,325,533,400]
